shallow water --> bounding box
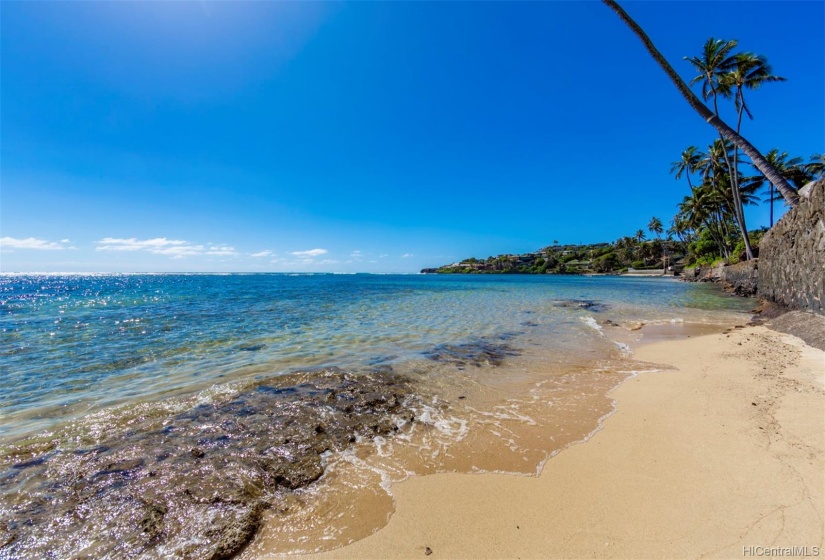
[0,273,753,557]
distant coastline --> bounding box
[421,242,676,276]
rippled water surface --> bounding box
[0,273,750,437]
[0,273,752,558]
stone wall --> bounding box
[758,179,825,315]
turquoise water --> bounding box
[0,273,754,558]
[1,273,750,439]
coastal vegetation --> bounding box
[425,3,823,275]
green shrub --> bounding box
[593,252,620,272]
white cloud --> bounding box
[0,237,70,250]
[60,238,71,243]
[350,250,363,258]
[95,237,237,258]
[291,248,327,257]
[96,237,188,251]
[250,250,274,258]
[401,253,414,258]
[152,245,204,257]
[205,245,236,256]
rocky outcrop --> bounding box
[683,260,759,296]
[767,310,825,351]
[720,260,759,296]
[758,179,825,315]
[0,370,421,559]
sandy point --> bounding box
[251,325,824,560]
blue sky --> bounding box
[2,1,823,273]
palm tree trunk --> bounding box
[601,0,799,208]
[729,99,754,259]
[705,217,727,260]
[720,132,754,259]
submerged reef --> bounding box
[0,369,419,559]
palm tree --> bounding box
[614,237,633,264]
[748,149,807,226]
[647,216,666,267]
[677,184,733,260]
[685,38,738,115]
[635,229,646,243]
[689,140,742,260]
[685,41,761,260]
[805,153,825,180]
[668,215,692,245]
[720,52,786,127]
[718,52,785,258]
[670,147,704,192]
[600,0,798,208]
[648,216,663,239]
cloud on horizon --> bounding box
[0,237,73,251]
[95,237,237,259]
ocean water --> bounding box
[0,273,752,558]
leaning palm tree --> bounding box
[600,0,798,208]
[670,146,704,193]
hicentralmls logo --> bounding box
[743,546,821,557]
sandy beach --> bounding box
[260,323,825,560]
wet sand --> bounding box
[267,325,824,559]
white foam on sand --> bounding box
[580,316,604,336]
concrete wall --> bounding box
[758,179,825,315]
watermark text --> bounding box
[744,546,820,557]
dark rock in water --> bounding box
[208,501,265,560]
[552,299,609,312]
[139,500,166,539]
[0,369,422,559]
[95,458,145,477]
[11,455,50,469]
[237,343,266,352]
[259,454,325,490]
[423,337,520,367]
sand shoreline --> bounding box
[253,323,824,559]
